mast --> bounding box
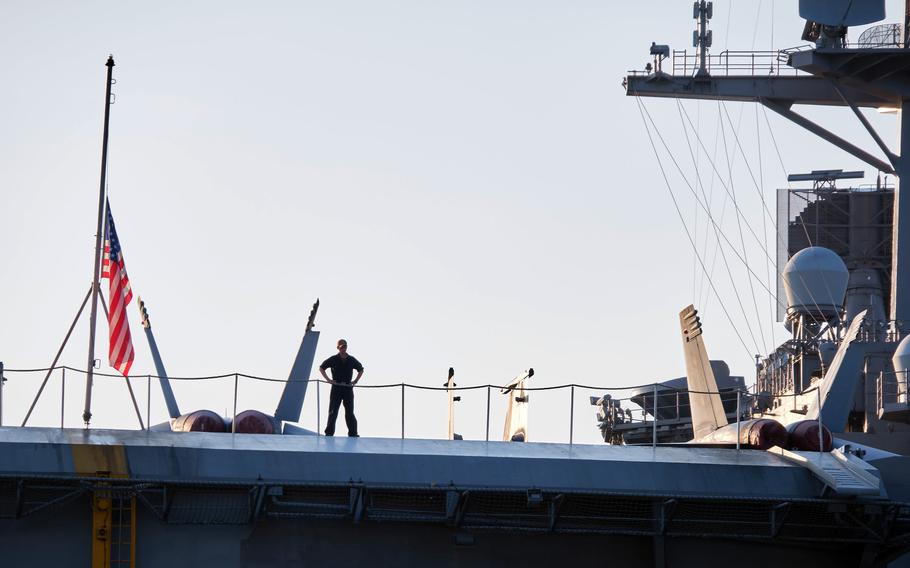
[625,3,910,332]
[82,55,115,427]
[905,0,909,48]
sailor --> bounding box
[319,338,364,437]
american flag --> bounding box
[101,200,134,376]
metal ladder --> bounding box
[109,495,135,568]
[92,490,135,568]
[773,447,881,496]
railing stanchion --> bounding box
[675,390,680,420]
[146,375,151,431]
[232,373,239,434]
[652,383,658,448]
[316,378,321,436]
[736,390,741,451]
[61,367,66,429]
[485,385,491,442]
[401,383,405,439]
[569,385,575,446]
[817,387,823,453]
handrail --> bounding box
[0,365,821,449]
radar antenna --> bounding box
[693,1,713,77]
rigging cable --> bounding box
[750,0,764,50]
[687,102,762,314]
[636,96,755,361]
[695,110,727,306]
[726,101,832,323]
[770,0,775,53]
[759,105,831,320]
[679,102,828,325]
[677,103,778,267]
[718,100,769,353]
[720,102,784,249]
[676,99,762,354]
[755,104,777,348]
[761,105,814,248]
[644,99,781,302]
[652,96,832,335]
[692,101,702,301]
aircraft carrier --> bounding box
[5,1,910,567]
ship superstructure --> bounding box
[622,1,910,461]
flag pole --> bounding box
[82,55,115,427]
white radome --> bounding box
[782,246,849,318]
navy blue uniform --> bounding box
[320,354,363,436]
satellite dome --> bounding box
[799,0,884,27]
[782,247,848,320]
[893,334,910,379]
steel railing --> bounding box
[0,365,826,451]
[878,369,909,412]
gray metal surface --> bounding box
[0,426,845,499]
[625,74,897,107]
[813,311,868,429]
[2,426,909,568]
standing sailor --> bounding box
[319,339,363,437]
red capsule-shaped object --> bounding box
[232,410,275,434]
[173,410,227,433]
[786,420,834,452]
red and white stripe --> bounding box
[102,241,132,303]
[107,257,134,376]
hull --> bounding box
[0,427,908,566]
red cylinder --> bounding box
[173,410,227,433]
[786,420,834,452]
[232,410,275,434]
[743,419,789,450]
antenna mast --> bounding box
[693,1,713,76]
[82,55,115,427]
[905,0,909,47]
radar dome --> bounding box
[893,335,910,404]
[893,334,910,378]
[799,0,884,27]
[782,247,848,320]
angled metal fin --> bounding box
[806,309,868,428]
[502,369,533,442]
[138,297,181,419]
[446,368,457,440]
[679,305,728,439]
[274,299,321,424]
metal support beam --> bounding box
[445,489,472,528]
[251,486,267,522]
[891,100,910,324]
[445,490,461,524]
[770,502,791,537]
[829,79,899,170]
[548,494,565,531]
[98,291,145,430]
[349,486,364,523]
[22,286,92,426]
[625,74,896,107]
[761,98,896,174]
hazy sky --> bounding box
[1,1,905,443]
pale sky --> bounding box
[1,1,905,444]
